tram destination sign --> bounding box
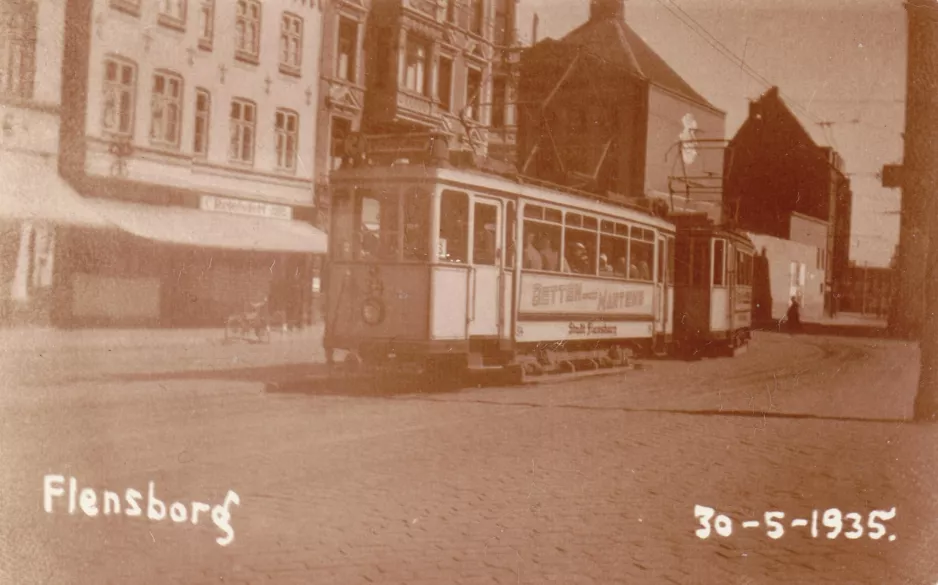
[519,273,654,317]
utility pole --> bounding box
[905,0,938,421]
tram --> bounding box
[322,133,750,379]
[670,214,755,356]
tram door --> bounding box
[469,197,503,337]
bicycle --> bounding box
[224,299,272,344]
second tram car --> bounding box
[671,214,755,356]
[322,133,751,378]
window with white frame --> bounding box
[336,16,358,82]
[275,108,298,171]
[0,0,37,99]
[198,0,214,48]
[280,12,303,73]
[235,0,261,61]
[465,67,482,122]
[229,98,255,163]
[150,71,183,147]
[403,36,429,95]
[102,56,136,136]
[193,88,210,156]
[437,56,453,111]
[158,0,186,27]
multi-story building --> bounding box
[516,0,727,221]
[314,0,519,224]
[54,0,327,327]
[724,86,853,316]
[0,0,109,326]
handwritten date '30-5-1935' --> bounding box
[694,505,898,542]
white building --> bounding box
[44,0,327,327]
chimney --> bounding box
[589,0,625,21]
[532,12,539,44]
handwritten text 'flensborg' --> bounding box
[43,475,240,547]
[531,283,645,310]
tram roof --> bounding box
[330,163,677,232]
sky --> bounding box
[515,0,906,267]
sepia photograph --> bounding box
[0,0,933,583]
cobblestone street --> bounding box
[1,330,933,584]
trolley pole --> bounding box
[907,0,938,421]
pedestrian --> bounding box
[786,296,802,333]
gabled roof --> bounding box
[556,15,721,113]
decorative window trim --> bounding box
[279,12,303,77]
[149,69,184,149]
[101,55,137,138]
[193,88,211,157]
[197,0,214,50]
[229,97,256,165]
[157,0,187,31]
[1,0,38,100]
[109,0,141,17]
[235,0,262,64]
[274,108,299,173]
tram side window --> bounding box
[473,202,498,266]
[358,190,400,261]
[599,229,627,278]
[402,189,429,261]
[713,239,726,286]
[737,251,753,286]
[629,227,654,281]
[564,228,597,275]
[505,201,516,270]
[439,190,468,263]
[691,239,710,286]
[667,236,675,284]
[522,220,562,271]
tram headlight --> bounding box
[361,298,385,325]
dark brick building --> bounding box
[724,87,853,315]
[516,0,726,220]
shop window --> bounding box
[274,108,298,172]
[0,0,36,99]
[439,190,468,263]
[403,36,429,95]
[629,227,655,282]
[473,202,498,266]
[336,17,358,82]
[193,88,210,156]
[235,0,261,62]
[101,56,136,137]
[437,56,453,111]
[150,70,183,147]
[712,239,726,286]
[279,12,303,75]
[229,97,255,164]
[198,0,214,49]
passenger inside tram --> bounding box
[523,232,542,270]
[599,254,613,274]
[566,241,592,274]
[537,237,563,272]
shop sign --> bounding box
[200,195,292,220]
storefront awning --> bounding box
[84,198,328,254]
[0,153,110,227]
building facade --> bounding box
[724,86,853,316]
[747,233,826,324]
[516,0,726,221]
[0,0,105,326]
[314,0,519,225]
[55,0,327,327]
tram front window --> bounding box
[329,187,430,262]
